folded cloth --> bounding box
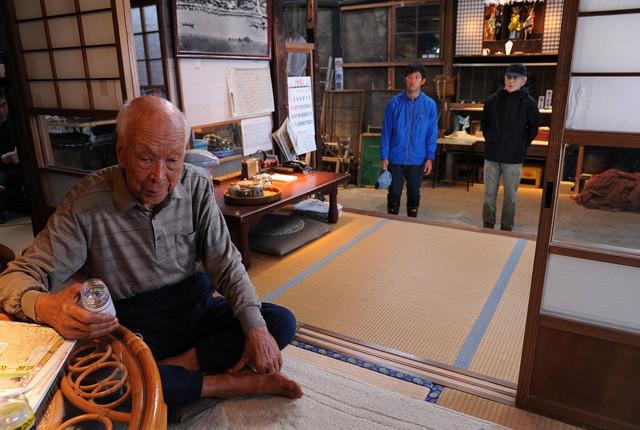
[375,170,392,189]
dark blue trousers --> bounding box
[387,163,424,216]
[114,272,296,408]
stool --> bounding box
[521,165,543,188]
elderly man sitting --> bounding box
[0,96,303,411]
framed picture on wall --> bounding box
[173,0,271,59]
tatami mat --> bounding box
[438,388,582,430]
[468,241,536,384]
[250,212,534,384]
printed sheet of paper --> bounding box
[227,67,275,117]
[287,76,316,155]
[0,321,75,410]
[241,116,273,155]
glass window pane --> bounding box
[418,32,440,59]
[53,49,85,79]
[143,5,159,32]
[149,60,164,86]
[86,47,119,78]
[48,16,81,48]
[18,21,48,51]
[24,52,53,80]
[395,34,416,60]
[135,34,145,59]
[395,7,416,33]
[554,144,640,252]
[45,0,75,16]
[137,61,148,86]
[47,115,117,171]
[342,9,387,63]
[417,5,440,32]
[344,68,387,90]
[14,0,43,20]
[82,11,115,45]
[146,33,162,59]
[131,7,142,33]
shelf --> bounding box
[449,102,551,114]
[453,54,557,67]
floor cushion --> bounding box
[249,214,330,256]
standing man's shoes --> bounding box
[483,222,494,229]
[407,208,418,218]
[500,225,512,231]
[387,206,399,215]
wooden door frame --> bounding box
[517,1,640,427]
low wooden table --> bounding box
[213,170,350,268]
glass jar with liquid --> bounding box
[80,279,116,316]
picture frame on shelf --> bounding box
[173,0,271,59]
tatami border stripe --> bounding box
[263,219,389,303]
[453,239,528,369]
[291,339,443,403]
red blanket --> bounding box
[574,169,640,212]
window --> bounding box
[394,4,441,61]
[131,1,166,97]
[14,0,124,111]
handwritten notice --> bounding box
[241,116,273,155]
[226,67,275,117]
[287,76,316,155]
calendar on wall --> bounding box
[287,76,316,155]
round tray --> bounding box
[224,186,281,205]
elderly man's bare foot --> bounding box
[202,370,303,399]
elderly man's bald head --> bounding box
[115,96,190,208]
[116,96,189,152]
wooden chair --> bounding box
[54,325,167,429]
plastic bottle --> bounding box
[80,279,116,316]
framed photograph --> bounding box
[173,0,271,59]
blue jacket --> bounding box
[380,91,438,165]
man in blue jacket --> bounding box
[380,63,438,217]
[481,63,540,231]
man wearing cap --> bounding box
[481,63,540,231]
[380,63,438,217]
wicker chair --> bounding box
[55,325,167,429]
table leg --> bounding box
[328,186,339,223]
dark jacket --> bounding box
[481,88,540,164]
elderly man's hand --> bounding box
[229,325,282,374]
[35,283,118,340]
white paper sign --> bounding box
[241,116,273,155]
[287,76,316,155]
[226,67,275,117]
